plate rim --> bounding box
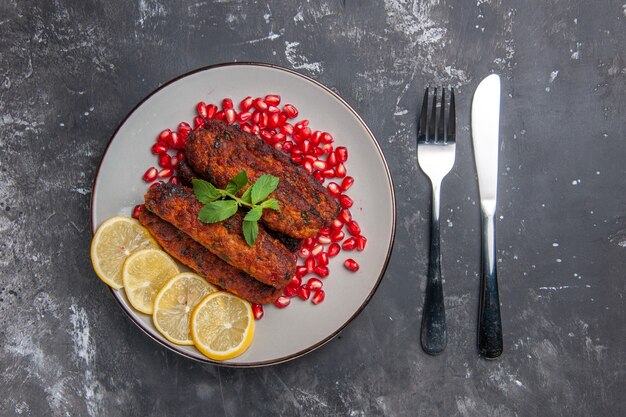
[90,61,396,367]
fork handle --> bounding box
[478,212,503,359]
[420,182,447,355]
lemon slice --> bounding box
[91,216,159,289]
[122,249,179,314]
[191,292,255,360]
[153,273,218,345]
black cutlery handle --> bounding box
[420,184,447,355]
[478,212,503,359]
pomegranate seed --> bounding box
[300,127,312,139]
[335,163,347,178]
[313,147,324,157]
[326,151,338,167]
[158,129,171,143]
[341,176,354,191]
[339,209,352,223]
[303,237,315,248]
[295,119,309,130]
[178,122,191,137]
[331,219,343,229]
[274,296,291,308]
[297,285,311,300]
[252,303,264,320]
[143,167,158,182]
[278,113,288,126]
[356,235,367,251]
[299,140,311,154]
[158,168,173,178]
[316,252,329,266]
[347,220,361,236]
[272,133,286,143]
[151,142,168,154]
[206,104,218,119]
[310,130,322,146]
[314,265,329,278]
[260,129,273,142]
[284,285,298,298]
[193,116,205,130]
[299,247,311,258]
[241,124,252,134]
[321,132,334,144]
[196,102,207,118]
[266,105,280,114]
[319,227,331,236]
[149,181,162,190]
[304,155,316,164]
[167,131,181,149]
[327,182,341,197]
[311,290,325,304]
[251,125,260,135]
[280,123,294,135]
[339,194,353,209]
[168,176,180,185]
[313,160,326,171]
[303,161,313,173]
[321,143,334,154]
[253,98,268,111]
[307,278,323,291]
[282,141,294,152]
[335,146,348,162]
[132,204,143,219]
[311,244,323,256]
[328,243,341,257]
[290,276,302,287]
[170,156,180,168]
[225,108,236,125]
[274,143,283,151]
[344,259,359,272]
[237,111,252,123]
[265,94,281,106]
[317,235,331,245]
[322,168,335,178]
[268,113,280,128]
[296,265,308,278]
[239,96,253,111]
[330,229,345,242]
[215,110,224,120]
[313,171,325,183]
[291,153,304,164]
[158,154,171,168]
[259,112,269,128]
[283,104,299,118]
[222,98,233,109]
[342,238,357,250]
[306,256,315,272]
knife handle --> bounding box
[420,182,447,355]
[478,212,503,359]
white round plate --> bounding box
[91,63,395,366]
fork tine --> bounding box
[428,87,437,142]
[447,88,456,143]
[438,87,445,143]
[417,88,429,143]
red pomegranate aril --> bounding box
[335,146,348,162]
[328,243,341,257]
[241,124,252,134]
[206,104,218,119]
[252,303,264,320]
[356,235,367,251]
[168,131,182,149]
[283,103,299,118]
[322,168,335,178]
[319,227,331,236]
[290,276,302,287]
[272,133,286,143]
[344,259,359,271]
[330,229,345,242]
[225,108,236,125]
[313,171,325,183]
[151,142,168,155]
[326,151,338,167]
[280,123,294,135]
[171,156,180,168]
[143,167,158,182]
[283,285,298,298]
[251,125,260,135]
[313,147,324,157]
[237,111,252,123]
[158,154,171,168]
[158,168,173,178]
[297,285,311,301]
[331,218,343,229]
[321,132,334,144]
[132,204,144,219]
[176,150,185,161]
[299,247,311,258]
[313,160,326,171]
[158,129,171,143]
[307,278,323,291]
[321,143,334,154]
[149,181,162,190]
[196,102,208,118]
[310,244,323,256]
[314,265,329,278]
[274,143,283,151]
[260,112,270,128]
[222,98,233,109]
[303,237,315,248]
[216,110,224,120]
[266,105,280,114]
[309,130,322,145]
[316,252,329,266]
[347,220,361,236]
[339,194,353,209]
[278,113,288,126]
[327,182,341,197]
[193,116,205,130]
[342,238,357,250]
[299,127,312,140]
[311,289,325,305]
[303,161,313,173]
[168,176,180,185]
[178,121,191,136]
[265,94,281,106]
[296,265,308,278]
[306,256,315,272]
[268,113,280,128]
[253,98,268,111]
[317,235,331,245]
[304,154,316,164]
[339,208,352,223]
[335,163,347,178]
[291,154,304,164]
[295,119,309,130]
[282,141,294,152]
[274,296,291,308]
[251,111,261,125]
[239,96,253,111]
[299,140,312,154]
[341,176,354,191]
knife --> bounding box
[471,74,503,359]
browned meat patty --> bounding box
[186,119,340,238]
[137,210,281,304]
[176,158,196,186]
[144,183,295,288]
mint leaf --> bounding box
[193,179,222,204]
[250,174,279,204]
[198,200,238,223]
[261,198,280,211]
[244,206,263,222]
[242,220,258,246]
[225,170,248,195]
[240,187,252,205]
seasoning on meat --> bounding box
[138,210,282,304]
[144,183,295,288]
[186,119,340,238]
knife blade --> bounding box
[471,74,503,359]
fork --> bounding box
[417,87,456,355]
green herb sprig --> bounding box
[192,171,280,246]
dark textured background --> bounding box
[1,0,625,416]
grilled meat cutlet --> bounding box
[177,156,303,253]
[138,210,282,304]
[144,183,295,288]
[186,119,340,238]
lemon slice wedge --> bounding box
[191,292,255,361]
[153,273,218,345]
[90,216,159,289]
[122,249,179,314]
